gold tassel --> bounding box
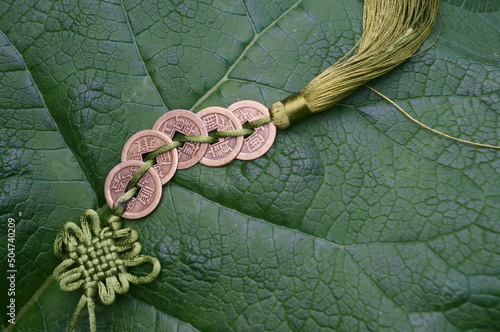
[269,0,440,129]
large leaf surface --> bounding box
[1,0,499,330]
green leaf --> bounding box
[1,0,499,331]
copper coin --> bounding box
[152,110,208,169]
[121,130,178,185]
[227,100,276,160]
[104,160,162,219]
[197,106,244,167]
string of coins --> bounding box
[54,100,275,332]
[104,100,276,219]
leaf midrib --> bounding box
[120,0,170,113]
[189,0,304,111]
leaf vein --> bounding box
[119,0,170,112]
[0,29,98,205]
[190,0,304,111]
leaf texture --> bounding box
[1,0,499,331]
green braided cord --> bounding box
[67,296,96,332]
[174,135,217,144]
[125,159,155,192]
[115,157,156,215]
[61,222,85,245]
[112,228,138,245]
[54,260,84,292]
[83,281,98,298]
[112,186,139,216]
[210,128,253,139]
[53,234,64,260]
[118,242,142,259]
[104,214,122,228]
[244,115,271,129]
[123,255,161,284]
[115,273,130,294]
[87,210,102,237]
[209,116,271,139]
[98,280,115,304]
[87,297,96,332]
[69,295,88,332]
[80,209,101,243]
[98,207,123,228]
[53,258,77,280]
[98,273,130,305]
[143,140,183,161]
[68,295,96,332]
[57,271,83,291]
[108,220,123,231]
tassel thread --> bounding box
[269,0,440,129]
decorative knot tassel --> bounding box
[269,0,440,129]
